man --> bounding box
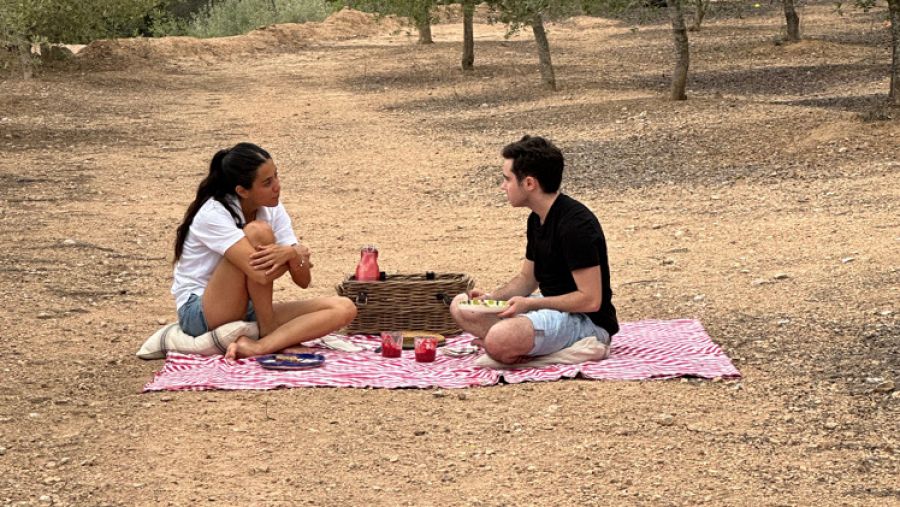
[450,135,618,364]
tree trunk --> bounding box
[416,0,433,44]
[417,17,433,44]
[689,0,709,32]
[667,0,689,100]
[461,0,474,70]
[531,15,556,90]
[890,0,900,104]
[783,0,801,42]
[17,41,33,80]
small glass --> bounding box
[414,336,438,363]
[380,331,403,358]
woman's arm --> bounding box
[286,244,312,289]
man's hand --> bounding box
[497,296,534,319]
[468,288,491,301]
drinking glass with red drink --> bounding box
[414,336,437,362]
[380,331,403,358]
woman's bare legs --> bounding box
[225,296,357,359]
[202,221,280,335]
[200,220,356,359]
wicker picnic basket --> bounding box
[335,272,474,336]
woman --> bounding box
[171,142,356,360]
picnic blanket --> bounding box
[142,319,740,392]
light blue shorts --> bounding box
[177,293,256,337]
[523,309,610,357]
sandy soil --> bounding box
[0,3,898,506]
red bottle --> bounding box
[355,245,380,281]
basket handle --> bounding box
[356,292,368,306]
[436,293,452,306]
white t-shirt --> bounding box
[171,195,299,309]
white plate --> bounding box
[458,299,509,314]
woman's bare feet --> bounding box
[280,346,315,354]
[225,336,260,360]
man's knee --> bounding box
[449,293,469,322]
[483,319,534,364]
[243,220,275,246]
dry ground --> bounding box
[0,2,898,506]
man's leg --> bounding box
[482,316,535,365]
[449,293,501,340]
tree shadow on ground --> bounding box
[616,63,888,97]
[775,93,898,119]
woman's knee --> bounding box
[333,296,357,325]
[243,220,275,246]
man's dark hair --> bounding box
[501,135,564,193]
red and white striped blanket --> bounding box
[142,319,740,392]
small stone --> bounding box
[62,239,76,245]
[388,455,399,463]
[156,318,167,325]
[840,256,855,264]
[657,414,675,426]
[456,392,467,400]
[526,465,536,472]
[0,447,5,456]
[773,272,790,280]
[546,404,559,414]
[414,430,426,436]
[37,312,53,319]
[39,496,52,503]
[432,390,447,398]
[824,421,838,430]
[160,396,172,402]
[874,380,895,393]
[751,278,769,286]
[693,294,706,302]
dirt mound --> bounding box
[76,7,403,69]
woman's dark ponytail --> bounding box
[173,143,271,263]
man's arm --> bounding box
[499,265,602,317]
[483,260,539,300]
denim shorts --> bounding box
[523,309,610,357]
[177,293,257,337]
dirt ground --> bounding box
[1,2,898,506]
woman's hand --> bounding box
[250,244,297,275]
[293,244,313,269]
[497,296,533,319]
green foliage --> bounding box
[183,0,335,38]
[335,0,434,24]
[0,0,160,44]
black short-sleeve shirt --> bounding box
[525,194,619,336]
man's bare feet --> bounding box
[225,336,259,360]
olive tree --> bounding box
[487,0,559,89]
[887,0,900,104]
[667,0,689,100]
[0,0,157,78]
[336,0,437,43]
